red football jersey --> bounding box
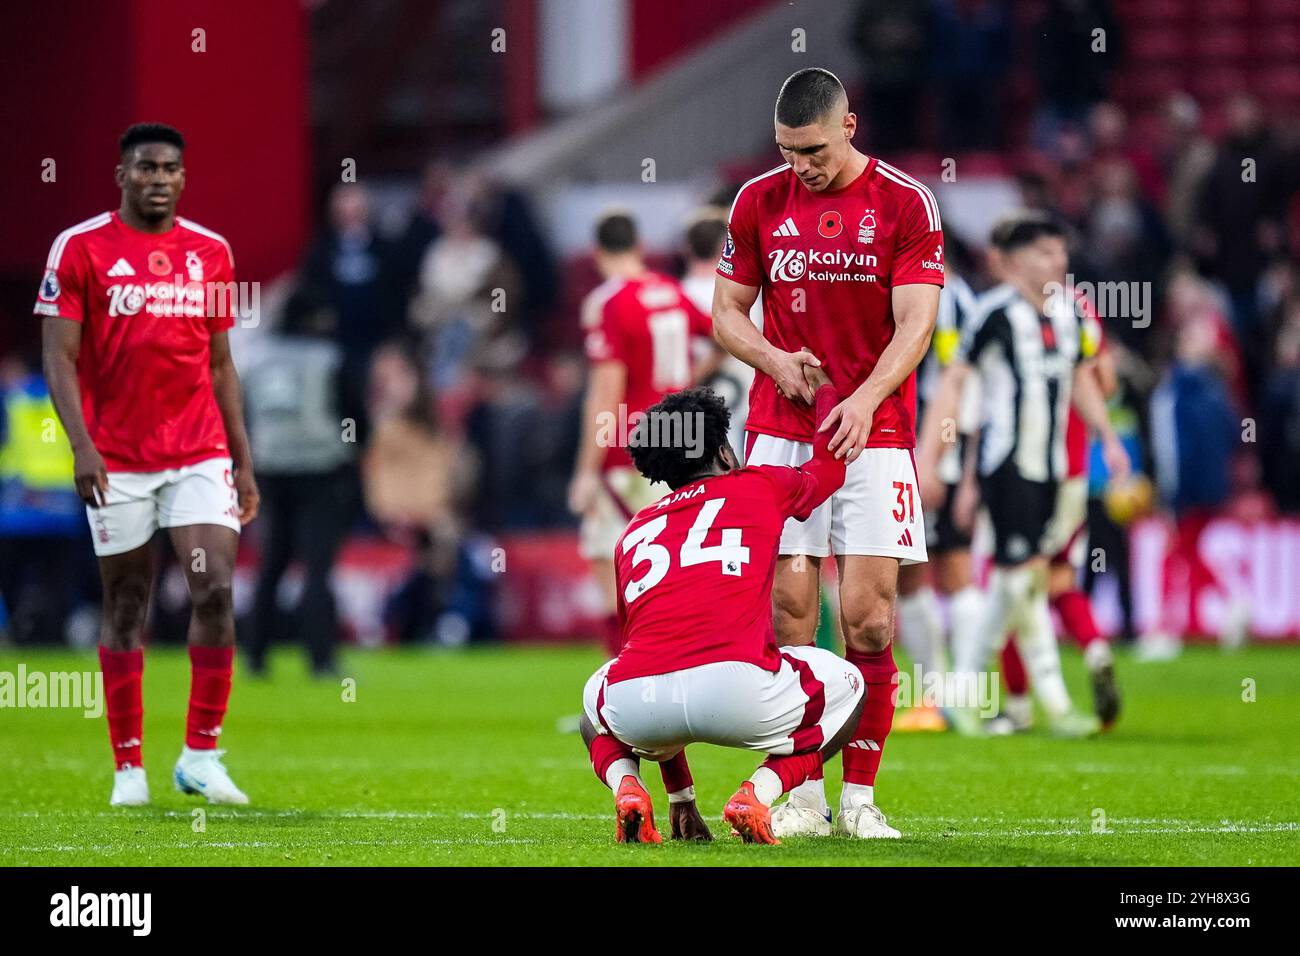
[718,158,944,447]
[582,271,713,470]
[606,386,845,685]
[34,212,237,472]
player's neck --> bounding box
[825,149,869,192]
[118,203,176,235]
[602,256,646,281]
[1012,276,1051,314]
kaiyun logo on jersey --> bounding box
[767,248,878,283]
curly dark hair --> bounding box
[628,388,732,489]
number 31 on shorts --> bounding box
[892,481,916,523]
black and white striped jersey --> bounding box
[957,283,1098,483]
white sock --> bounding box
[840,782,874,810]
[950,569,1027,710]
[604,758,641,792]
[898,587,946,676]
[786,776,828,812]
[1005,693,1033,727]
[749,767,782,805]
[667,786,696,804]
[1015,588,1073,720]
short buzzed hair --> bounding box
[595,211,638,253]
[775,68,846,127]
[119,122,185,156]
[685,212,728,262]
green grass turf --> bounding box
[0,642,1296,866]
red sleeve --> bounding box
[33,234,88,322]
[890,188,945,288]
[717,186,763,287]
[584,293,626,365]
[761,385,846,520]
[685,292,713,339]
[207,242,237,334]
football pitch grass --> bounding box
[1,643,1296,867]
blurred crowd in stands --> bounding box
[4,0,1300,654]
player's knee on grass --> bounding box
[822,687,866,761]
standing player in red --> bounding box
[712,68,943,838]
[581,373,865,845]
[37,124,259,806]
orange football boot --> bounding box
[723,781,780,845]
[614,775,663,844]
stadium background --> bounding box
[1,0,1299,655]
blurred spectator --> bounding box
[408,180,524,394]
[362,342,473,533]
[1259,305,1300,513]
[1149,317,1239,515]
[1087,102,1164,204]
[240,290,365,676]
[925,0,1011,152]
[300,183,400,379]
[0,354,88,644]
[1191,94,1289,353]
[851,0,929,151]
[1158,93,1216,246]
[390,160,449,316]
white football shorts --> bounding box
[582,645,864,761]
[579,465,663,561]
[86,456,241,557]
[745,433,927,563]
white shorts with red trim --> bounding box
[86,456,241,557]
[579,466,663,562]
[582,645,864,761]
[1042,475,1089,568]
[745,434,927,563]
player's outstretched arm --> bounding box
[712,275,819,404]
[1072,359,1130,482]
[209,331,260,524]
[916,358,970,508]
[568,360,626,515]
[820,283,939,462]
[41,316,107,508]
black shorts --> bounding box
[924,481,973,554]
[980,462,1057,566]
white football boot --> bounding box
[769,800,833,838]
[1046,711,1102,739]
[173,747,249,805]
[110,765,150,806]
[836,802,902,839]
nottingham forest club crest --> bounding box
[858,211,877,244]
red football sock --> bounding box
[601,614,623,658]
[1001,639,1029,696]
[1053,590,1105,650]
[185,645,233,750]
[842,645,897,786]
[589,733,637,786]
[99,646,144,770]
[761,750,823,795]
[659,749,693,794]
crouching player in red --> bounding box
[580,369,866,844]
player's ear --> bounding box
[114,163,125,189]
[843,111,857,141]
[719,443,740,472]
